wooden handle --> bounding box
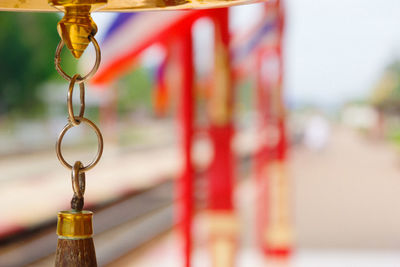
[55,237,97,267]
[55,210,97,267]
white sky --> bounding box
[92,0,400,108]
[285,0,400,108]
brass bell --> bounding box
[0,0,262,12]
[0,0,263,57]
[49,0,106,58]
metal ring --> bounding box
[72,161,86,199]
[55,35,101,84]
[68,74,85,126]
[56,117,104,172]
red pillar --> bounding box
[276,0,287,164]
[207,8,233,214]
[206,8,237,267]
[256,0,293,257]
[176,28,194,267]
[255,48,272,250]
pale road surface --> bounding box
[109,126,400,267]
[292,126,400,249]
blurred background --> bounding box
[1,0,400,266]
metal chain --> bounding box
[54,35,103,211]
[71,161,85,211]
[67,74,85,126]
[55,36,101,84]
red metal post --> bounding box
[176,28,195,267]
[255,47,271,250]
[276,0,287,163]
[207,8,233,213]
[256,0,293,257]
[206,8,237,267]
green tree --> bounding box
[0,13,76,117]
[117,67,154,116]
[370,60,400,114]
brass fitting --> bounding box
[49,0,107,58]
[57,210,93,239]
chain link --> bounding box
[55,35,103,209]
[72,161,85,198]
[67,74,85,126]
[71,161,85,211]
[55,36,101,84]
[56,117,104,172]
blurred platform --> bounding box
[105,177,400,267]
[109,125,400,266]
[0,121,256,238]
[2,125,400,266]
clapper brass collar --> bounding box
[49,0,106,58]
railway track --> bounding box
[0,153,252,267]
[0,182,174,267]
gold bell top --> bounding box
[57,210,94,239]
[0,0,263,58]
[0,0,260,12]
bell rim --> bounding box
[0,0,262,12]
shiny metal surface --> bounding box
[0,0,261,12]
[57,210,93,239]
[56,116,104,172]
[67,75,85,126]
